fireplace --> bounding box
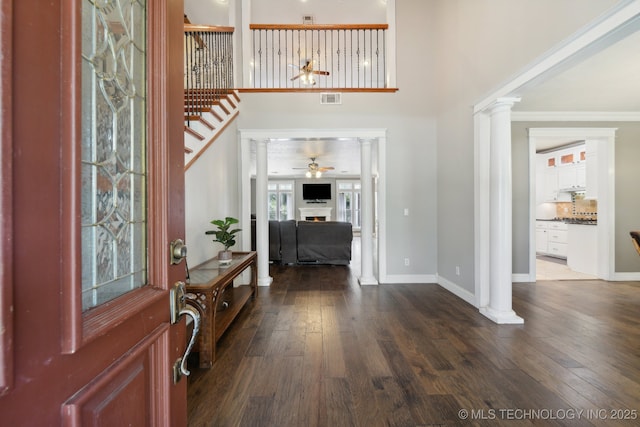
[299,207,332,221]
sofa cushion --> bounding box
[268,220,281,261]
[296,221,352,264]
[279,220,298,264]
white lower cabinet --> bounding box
[536,220,568,259]
[536,229,548,252]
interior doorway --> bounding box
[528,127,617,282]
[238,128,387,284]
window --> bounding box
[268,181,294,221]
[337,180,361,230]
[81,0,147,311]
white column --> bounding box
[256,139,272,286]
[479,98,523,324]
[359,139,378,285]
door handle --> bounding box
[170,281,201,384]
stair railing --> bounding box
[249,24,389,90]
[184,24,234,126]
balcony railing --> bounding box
[184,24,234,124]
[249,24,390,90]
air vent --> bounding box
[302,15,314,25]
[320,93,342,105]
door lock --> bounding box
[170,238,187,264]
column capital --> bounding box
[487,97,521,114]
[357,138,375,146]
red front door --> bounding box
[0,0,188,425]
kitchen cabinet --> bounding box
[542,168,570,202]
[536,220,568,258]
[536,222,548,252]
[585,140,599,199]
[543,153,557,168]
[558,162,586,191]
[556,144,587,192]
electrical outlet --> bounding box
[404,258,410,266]
[456,266,460,275]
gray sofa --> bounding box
[267,220,353,265]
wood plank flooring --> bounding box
[187,264,640,427]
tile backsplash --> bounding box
[555,194,597,219]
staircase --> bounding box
[184,90,240,170]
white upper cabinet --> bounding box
[585,140,599,199]
[556,144,587,191]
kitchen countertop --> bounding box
[536,218,597,225]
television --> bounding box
[302,183,332,201]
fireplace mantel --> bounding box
[299,207,332,221]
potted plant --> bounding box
[205,216,241,264]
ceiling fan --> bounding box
[290,60,330,85]
[293,157,335,178]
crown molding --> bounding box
[511,111,640,122]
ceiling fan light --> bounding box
[305,171,312,178]
[315,171,322,178]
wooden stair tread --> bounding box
[184,125,205,141]
[213,100,230,115]
[224,96,236,109]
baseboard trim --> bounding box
[379,274,437,284]
[512,273,535,283]
[437,275,477,307]
[612,272,640,281]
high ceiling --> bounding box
[257,138,362,178]
[514,29,640,113]
[260,24,640,176]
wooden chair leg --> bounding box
[631,231,640,256]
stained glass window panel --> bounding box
[81,0,147,311]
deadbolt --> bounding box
[170,239,188,264]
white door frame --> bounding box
[527,127,617,282]
[238,128,387,284]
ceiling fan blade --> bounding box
[311,70,330,76]
[290,73,303,81]
[318,166,335,171]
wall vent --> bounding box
[320,93,342,105]
[302,15,314,25]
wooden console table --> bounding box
[186,251,257,368]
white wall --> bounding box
[433,0,618,293]
[185,0,230,25]
[238,93,439,278]
[250,0,387,24]
[185,120,241,267]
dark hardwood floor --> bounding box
[187,264,640,426]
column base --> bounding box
[479,306,524,324]
[358,276,378,286]
[258,276,273,287]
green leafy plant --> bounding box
[205,217,241,251]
